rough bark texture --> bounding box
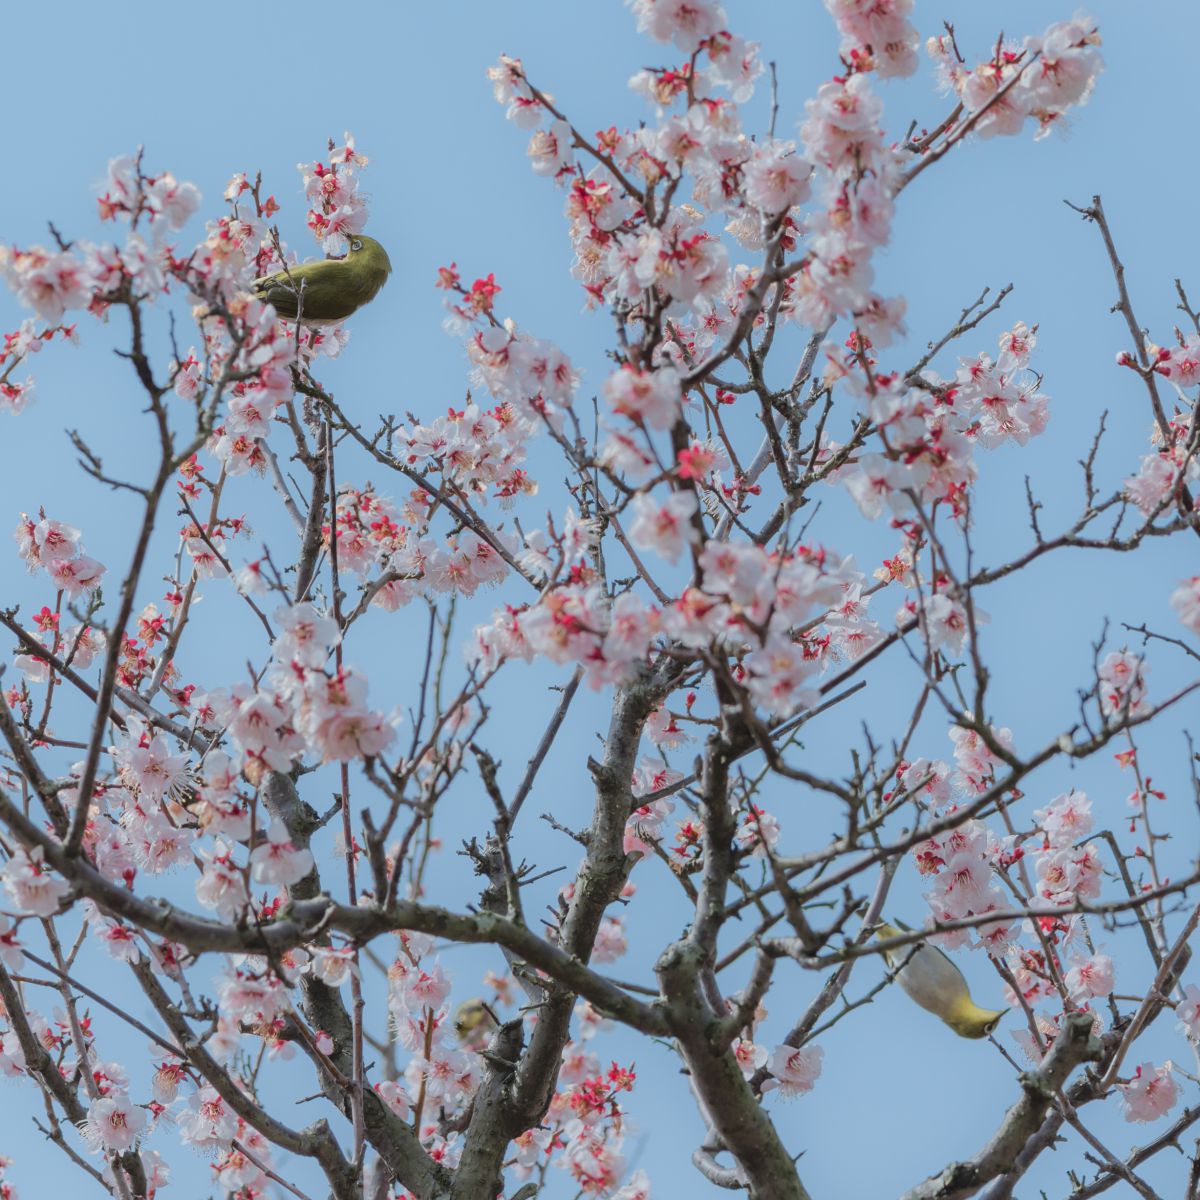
[901,1011,1103,1200]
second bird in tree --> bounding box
[877,921,1007,1039]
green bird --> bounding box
[877,920,1006,1039]
[453,998,499,1051]
[253,235,392,325]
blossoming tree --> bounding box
[1,2,1198,1198]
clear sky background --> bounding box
[3,2,1199,1198]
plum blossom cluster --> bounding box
[837,321,1051,526]
[0,319,77,415]
[318,481,511,613]
[1123,408,1198,516]
[1096,650,1148,718]
[927,15,1103,141]
[911,817,1015,953]
[1172,576,1200,635]
[394,401,538,505]
[487,15,761,323]
[510,1051,640,1195]
[0,151,271,536]
[1,846,68,918]
[10,601,105,688]
[191,301,297,478]
[623,757,681,857]
[13,512,106,600]
[297,133,370,256]
[473,537,877,712]
[1027,791,1102,912]
[1,155,200,329]
[386,960,641,1193]
[435,263,580,428]
[386,932,476,1165]
[792,68,899,335]
[261,601,396,765]
[824,0,920,78]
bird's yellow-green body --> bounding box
[877,921,1006,1039]
[253,235,391,325]
[453,998,498,1050]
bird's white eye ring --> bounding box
[351,239,363,251]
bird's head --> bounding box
[947,1006,1006,1039]
[347,235,392,276]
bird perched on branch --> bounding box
[877,920,1007,1039]
[253,235,391,326]
[453,998,500,1051]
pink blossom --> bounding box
[602,365,683,431]
[528,120,575,177]
[217,960,289,1024]
[31,517,82,563]
[84,901,142,963]
[79,1092,145,1153]
[112,724,191,802]
[194,844,249,920]
[250,821,314,887]
[0,246,92,321]
[592,917,628,964]
[311,946,359,987]
[824,0,919,78]
[61,623,105,669]
[1119,1062,1178,1123]
[743,141,813,214]
[152,1060,187,1104]
[734,806,781,858]
[897,758,952,809]
[763,1043,823,1098]
[0,916,22,969]
[1065,954,1115,1002]
[645,704,690,749]
[574,1000,614,1042]
[1176,984,1200,1042]
[744,640,819,718]
[1171,577,1200,635]
[949,722,1014,794]
[272,602,339,668]
[1,847,68,916]
[1125,451,1168,514]
[1033,791,1094,848]
[624,795,676,856]
[613,1169,652,1200]
[404,1047,479,1111]
[177,1085,238,1151]
[145,172,202,230]
[1097,650,1148,718]
[0,1030,27,1077]
[46,554,106,599]
[732,1038,768,1080]
[628,491,699,563]
[375,1079,412,1120]
[628,0,725,53]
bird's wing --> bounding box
[253,260,353,322]
[894,941,971,1017]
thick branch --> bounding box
[900,1011,1102,1200]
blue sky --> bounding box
[3,2,1200,1197]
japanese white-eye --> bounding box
[877,920,1007,1039]
[453,998,499,1051]
[253,235,391,325]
